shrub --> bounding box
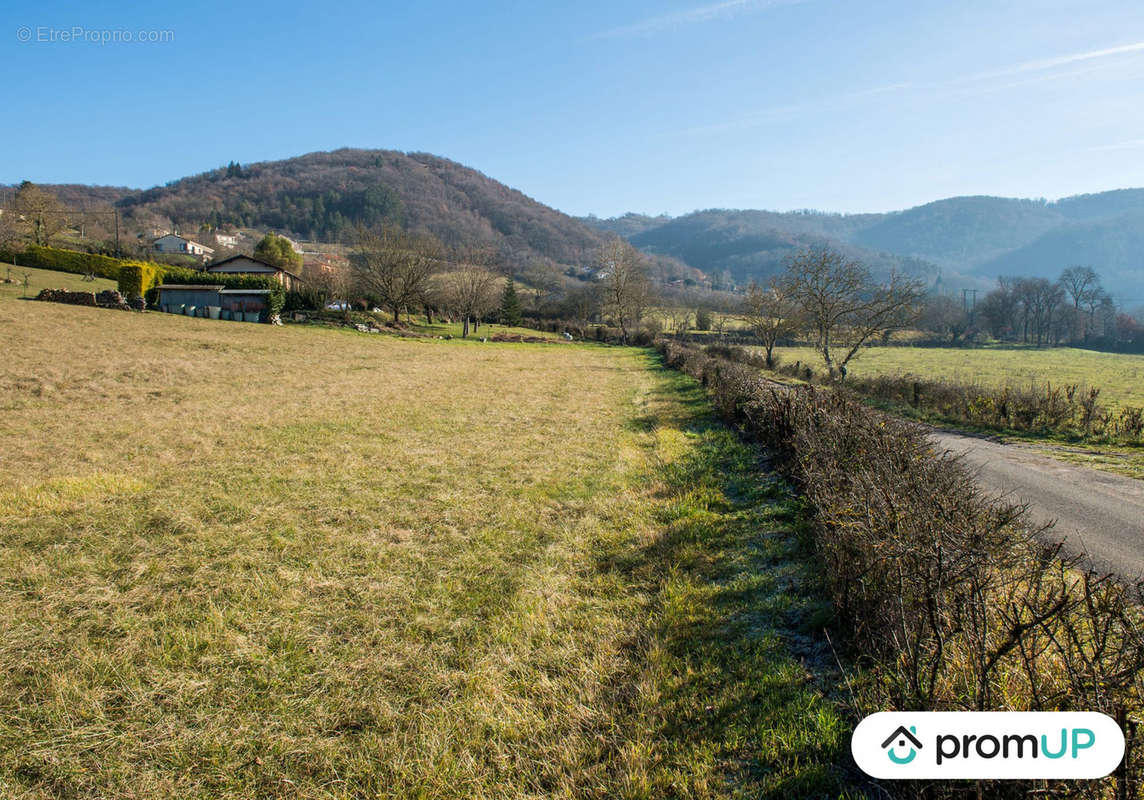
[694,307,712,331]
[117,263,161,299]
[284,287,326,312]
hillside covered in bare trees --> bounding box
[7,149,703,285]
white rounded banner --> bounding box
[852,712,1125,780]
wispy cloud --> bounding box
[681,38,1144,135]
[981,40,1144,79]
[596,0,808,39]
[1088,137,1144,152]
[956,58,1140,96]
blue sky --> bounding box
[3,0,1144,216]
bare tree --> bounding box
[598,237,654,344]
[443,247,501,337]
[786,247,923,380]
[1059,266,1101,343]
[350,225,443,323]
[918,295,970,344]
[978,278,1020,340]
[309,263,356,321]
[665,306,692,335]
[11,182,69,247]
[0,208,21,253]
[520,261,561,313]
[1016,277,1065,346]
[742,277,801,368]
[564,285,599,334]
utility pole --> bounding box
[114,209,120,257]
[962,288,978,314]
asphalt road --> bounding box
[930,431,1144,580]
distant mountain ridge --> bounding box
[11,149,704,285]
[582,191,1144,301]
[10,151,1143,300]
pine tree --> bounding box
[499,277,523,326]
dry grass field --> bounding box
[0,298,853,798]
[0,265,117,299]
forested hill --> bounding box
[583,191,1144,298]
[586,209,938,288]
[26,149,707,280]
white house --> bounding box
[153,234,215,261]
[213,232,239,248]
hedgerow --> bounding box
[707,342,1144,444]
[658,339,1144,798]
[843,372,1144,442]
[1,245,149,283]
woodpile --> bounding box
[35,288,131,310]
[35,289,97,306]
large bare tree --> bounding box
[11,182,69,247]
[786,247,923,380]
[1059,266,1101,343]
[598,237,654,344]
[742,277,801,368]
[350,225,443,323]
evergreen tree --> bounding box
[253,233,303,270]
[499,277,523,326]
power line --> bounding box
[2,206,121,256]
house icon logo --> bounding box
[881,725,922,765]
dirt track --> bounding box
[930,431,1144,579]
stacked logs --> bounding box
[35,288,131,310]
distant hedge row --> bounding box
[0,245,151,284]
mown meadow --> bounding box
[0,297,857,798]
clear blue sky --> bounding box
[3,0,1144,217]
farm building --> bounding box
[154,284,273,322]
[205,255,302,290]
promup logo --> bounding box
[882,725,922,765]
[852,712,1124,780]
